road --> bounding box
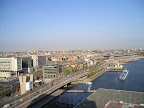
[1,62,109,108]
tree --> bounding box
[87,74,91,77]
[72,66,78,72]
[74,66,78,71]
[48,57,52,61]
[72,67,74,72]
[77,56,80,59]
[86,64,88,69]
[64,70,70,75]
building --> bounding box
[31,55,46,71]
[0,57,22,78]
[43,64,62,82]
[76,88,144,108]
[21,56,32,73]
[68,63,76,67]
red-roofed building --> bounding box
[68,63,76,67]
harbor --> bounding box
[43,59,144,108]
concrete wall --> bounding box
[19,75,26,95]
[19,74,33,95]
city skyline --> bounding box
[0,0,144,51]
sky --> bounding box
[0,0,144,51]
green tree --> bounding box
[87,74,91,77]
[74,66,78,71]
[72,66,78,72]
[86,64,88,68]
[48,57,52,61]
[77,56,80,59]
[64,70,70,75]
[72,67,74,72]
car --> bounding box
[3,104,10,108]
[20,99,23,101]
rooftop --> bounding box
[76,88,144,108]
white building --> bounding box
[31,55,46,70]
[0,57,22,77]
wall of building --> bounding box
[22,57,32,73]
[38,56,46,68]
[43,65,60,79]
[31,55,46,69]
[0,58,13,71]
[0,57,22,77]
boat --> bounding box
[118,69,129,80]
[86,82,92,85]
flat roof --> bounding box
[76,88,144,108]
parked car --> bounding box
[3,104,10,108]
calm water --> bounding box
[43,60,144,108]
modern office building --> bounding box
[43,64,62,81]
[31,55,46,71]
[21,56,32,73]
[0,57,22,77]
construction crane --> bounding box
[54,51,63,65]
[35,48,51,56]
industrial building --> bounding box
[43,64,62,82]
[0,57,22,78]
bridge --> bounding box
[15,71,90,108]
[106,69,123,72]
[0,63,109,108]
[66,90,96,93]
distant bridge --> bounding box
[66,90,96,93]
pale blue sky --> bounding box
[0,0,144,51]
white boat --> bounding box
[118,69,129,80]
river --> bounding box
[43,59,144,108]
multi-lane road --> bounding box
[1,62,109,108]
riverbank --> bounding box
[80,56,144,83]
[43,59,144,108]
[82,69,107,82]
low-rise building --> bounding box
[43,64,62,82]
